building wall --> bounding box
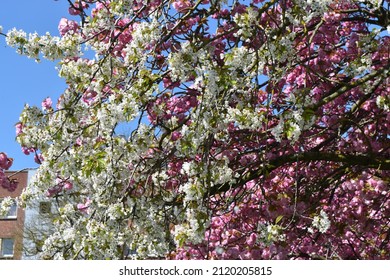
[0,171,28,260]
[22,169,54,260]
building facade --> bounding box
[0,170,28,260]
[22,171,54,260]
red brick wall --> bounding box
[0,171,27,259]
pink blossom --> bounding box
[172,0,191,12]
[77,197,92,214]
[15,123,24,136]
[63,181,73,191]
[68,1,89,15]
[0,153,13,170]
[41,97,52,110]
[34,153,44,164]
[58,18,79,36]
[46,186,62,197]
[56,177,73,191]
[1,177,18,192]
[171,131,182,141]
[21,147,31,155]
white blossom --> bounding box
[0,197,14,217]
[271,118,285,142]
[6,28,27,50]
[311,210,331,233]
[376,96,389,111]
[168,41,198,82]
[106,202,127,220]
[258,223,285,245]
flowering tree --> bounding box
[1,0,389,259]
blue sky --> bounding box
[0,1,71,170]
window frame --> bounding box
[39,201,52,215]
[0,238,15,258]
[0,198,18,220]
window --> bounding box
[0,199,17,219]
[39,202,51,214]
[0,238,14,258]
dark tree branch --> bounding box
[207,152,390,197]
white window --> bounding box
[0,238,15,258]
[0,199,17,219]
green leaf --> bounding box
[275,215,283,225]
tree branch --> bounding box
[207,152,390,197]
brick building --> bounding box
[0,170,28,260]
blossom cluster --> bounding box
[0,152,18,192]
